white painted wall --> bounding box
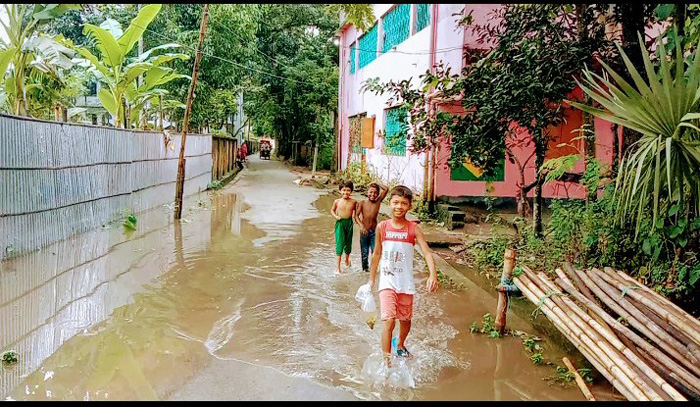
[339,4,467,192]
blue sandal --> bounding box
[396,346,410,358]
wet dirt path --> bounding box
[2,156,589,401]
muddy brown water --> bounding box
[2,157,593,401]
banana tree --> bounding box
[0,4,80,116]
[125,63,190,129]
[569,28,700,236]
[72,4,189,128]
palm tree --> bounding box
[570,29,700,235]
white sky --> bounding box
[0,5,9,44]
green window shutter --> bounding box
[381,4,411,53]
[384,107,408,156]
[358,25,378,69]
[349,42,356,74]
[415,4,430,33]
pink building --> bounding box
[337,4,621,201]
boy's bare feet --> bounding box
[336,266,342,274]
[383,353,392,368]
[345,256,351,267]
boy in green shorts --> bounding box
[331,181,357,274]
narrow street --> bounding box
[2,155,588,401]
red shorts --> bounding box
[379,289,414,321]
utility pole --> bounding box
[311,105,320,178]
[174,4,209,220]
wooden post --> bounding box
[564,357,596,401]
[174,4,209,220]
[212,138,218,180]
[495,248,516,334]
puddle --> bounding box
[1,158,593,401]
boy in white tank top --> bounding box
[369,186,438,367]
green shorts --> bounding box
[335,217,353,255]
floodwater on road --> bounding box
[1,156,591,401]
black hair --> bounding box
[340,180,354,192]
[367,182,380,193]
[389,185,413,203]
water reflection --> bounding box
[0,191,236,399]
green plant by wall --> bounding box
[2,350,18,365]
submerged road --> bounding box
[2,155,589,401]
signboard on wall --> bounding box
[361,117,375,148]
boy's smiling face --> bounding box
[340,187,353,198]
[367,187,379,202]
[389,195,411,218]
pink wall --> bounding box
[435,88,620,200]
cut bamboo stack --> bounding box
[512,263,700,401]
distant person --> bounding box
[240,140,248,163]
[331,180,357,274]
[353,181,388,273]
[369,185,438,368]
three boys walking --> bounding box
[331,180,438,367]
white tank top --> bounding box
[377,220,417,294]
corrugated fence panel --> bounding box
[0,115,213,260]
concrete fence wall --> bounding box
[0,114,212,260]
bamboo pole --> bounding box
[576,268,700,377]
[563,357,596,401]
[535,271,679,401]
[525,270,661,400]
[174,4,209,220]
[628,293,697,351]
[495,249,516,334]
[554,271,700,397]
[604,267,700,345]
[555,267,614,337]
[596,268,700,347]
[590,268,700,368]
[635,346,700,400]
[601,269,696,347]
[515,275,631,400]
[514,273,640,401]
[613,268,700,334]
[563,262,596,302]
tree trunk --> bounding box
[533,146,545,237]
[331,110,338,175]
[612,123,620,177]
[174,4,209,220]
[617,3,646,157]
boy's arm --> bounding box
[331,199,340,220]
[376,180,389,202]
[353,201,365,231]
[369,225,383,291]
[415,226,438,293]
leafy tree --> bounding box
[243,4,339,164]
[140,4,259,132]
[0,4,80,116]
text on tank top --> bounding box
[378,220,417,294]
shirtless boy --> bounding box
[353,181,388,272]
[331,181,357,273]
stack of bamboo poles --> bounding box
[512,263,700,401]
